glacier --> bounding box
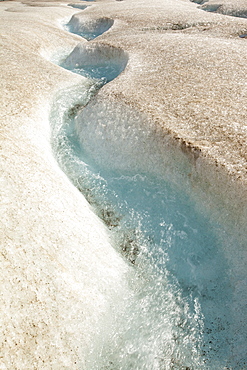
[1,0,247,368]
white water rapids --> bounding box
[48,10,247,370]
[50,74,246,370]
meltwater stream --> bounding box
[51,85,247,370]
[50,19,247,369]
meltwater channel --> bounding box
[50,26,247,370]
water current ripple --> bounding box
[49,10,247,369]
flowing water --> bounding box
[49,16,247,369]
[50,78,247,369]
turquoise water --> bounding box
[51,85,246,368]
[65,18,113,41]
[66,27,101,41]
[52,18,247,369]
[68,4,88,10]
[61,62,124,84]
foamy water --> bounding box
[50,78,247,368]
[48,10,247,368]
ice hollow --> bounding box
[200,3,221,12]
[66,15,114,40]
[68,4,88,10]
[61,42,128,83]
[196,0,247,18]
[201,4,247,18]
[190,0,208,3]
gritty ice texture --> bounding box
[0,4,131,369]
[193,0,247,18]
[1,0,247,368]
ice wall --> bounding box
[191,0,247,18]
[61,42,128,82]
[66,14,114,40]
